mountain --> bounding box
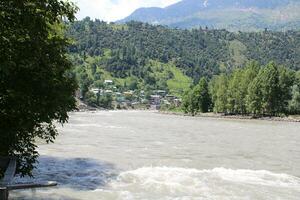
[118,0,300,31]
[68,19,300,98]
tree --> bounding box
[226,62,260,114]
[78,69,93,100]
[295,71,300,88]
[128,78,139,90]
[288,85,300,114]
[85,91,97,107]
[238,61,260,114]
[182,78,210,115]
[210,75,228,113]
[193,78,210,113]
[260,62,281,115]
[247,62,280,116]
[182,90,194,114]
[278,67,295,113]
[99,94,113,109]
[246,74,264,115]
[227,69,244,114]
[0,0,78,176]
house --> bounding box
[140,98,149,104]
[90,88,100,95]
[155,90,167,97]
[123,91,134,96]
[104,90,113,94]
[150,95,161,105]
[174,98,182,107]
[166,95,176,101]
[116,96,125,103]
[104,80,113,85]
[163,99,171,105]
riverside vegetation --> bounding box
[182,62,300,117]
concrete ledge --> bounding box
[0,187,8,200]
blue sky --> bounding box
[72,0,180,21]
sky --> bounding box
[72,0,181,22]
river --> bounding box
[12,111,300,199]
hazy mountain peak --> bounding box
[203,0,208,7]
[118,0,300,31]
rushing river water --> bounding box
[12,111,300,200]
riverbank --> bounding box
[76,100,300,123]
[159,110,300,123]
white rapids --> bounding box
[96,167,300,200]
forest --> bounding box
[183,62,300,116]
[67,18,300,113]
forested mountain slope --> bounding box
[67,18,300,96]
[119,0,300,31]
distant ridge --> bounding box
[118,0,300,31]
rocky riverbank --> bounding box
[159,111,300,123]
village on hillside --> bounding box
[77,79,182,110]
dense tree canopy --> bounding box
[183,78,210,115]
[67,19,300,96]
[182,62,300,116]
[183,62,300,116]
[0,0,78,176]
[207,62,299,116]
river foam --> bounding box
[12,166,300,200]
[98,167,300,200]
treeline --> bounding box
[68,18,300,85]
[183,62,300,116]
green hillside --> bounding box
[67,19,300,99]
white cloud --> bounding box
[72,0,181,22]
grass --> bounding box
[229,40,248,67]
[148,60,192,97]
[166,65,192,97]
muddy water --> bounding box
[12,111,300,199]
